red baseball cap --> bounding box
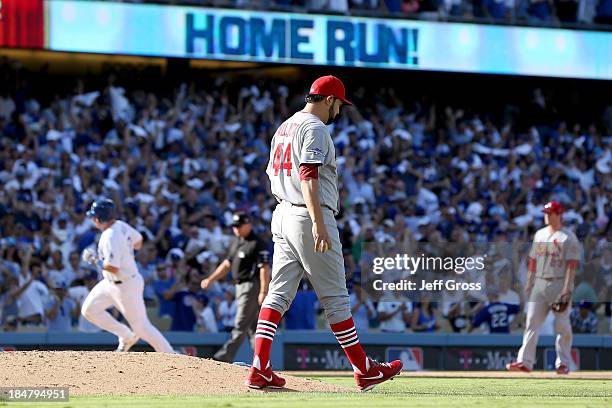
[309,75,353,106]
[543,201,564,214]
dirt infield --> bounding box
[0,351,350,396]
[287,370,612,380]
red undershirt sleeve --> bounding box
[566,260,579,269]
[299,163,319,181]
[527,257,536,273]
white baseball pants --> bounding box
[81,274,174,353]
[263,201,351,325]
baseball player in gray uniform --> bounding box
[507,201,580,374]
[245,76,402,391]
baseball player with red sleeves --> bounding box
[245,76,402,391]
[507,201,580,374]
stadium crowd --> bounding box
[128,0,612,26]
[0,57,610,335]
[269,0,612,25]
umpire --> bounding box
[201,212,271,362]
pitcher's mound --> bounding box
[0,351,350,396]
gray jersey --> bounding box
[267,111,339,214]
[529,226,580,279]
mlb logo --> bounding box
[386,347,423,371]
[544,348,579,371]
[176,346,198,356]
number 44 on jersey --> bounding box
[273,143,292,176]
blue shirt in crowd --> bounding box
[285,289,318,330]
[153,277,176,318]
[45,297,76,332]
[170,290,209,331]
[472,302,520,333]
[170,290,199,331]
[349,293,376,331]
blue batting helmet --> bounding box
[86,199,116,222]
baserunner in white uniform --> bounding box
[507,201,580,374]
[245,76,402,392]
[81,198,174,353]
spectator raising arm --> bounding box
[162,268,189,301]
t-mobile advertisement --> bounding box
[284,344,602,370]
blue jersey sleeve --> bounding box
[472,306,489,328]
[507,303,520,315]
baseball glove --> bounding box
[551,293,571,313]
[551,301,569,313]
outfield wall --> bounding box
[1,332,610,371]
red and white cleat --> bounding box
[506,361,531,373]
[246,366,286,389]
[556,364,569,375]
[354,358,403,392]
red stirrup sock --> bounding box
[330,317,369,374]
[252,307,282,370]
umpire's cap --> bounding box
[231,212,251,227]
[87,199,116,222]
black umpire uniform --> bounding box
[202,213,270,362]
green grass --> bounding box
[2,377,610,407]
